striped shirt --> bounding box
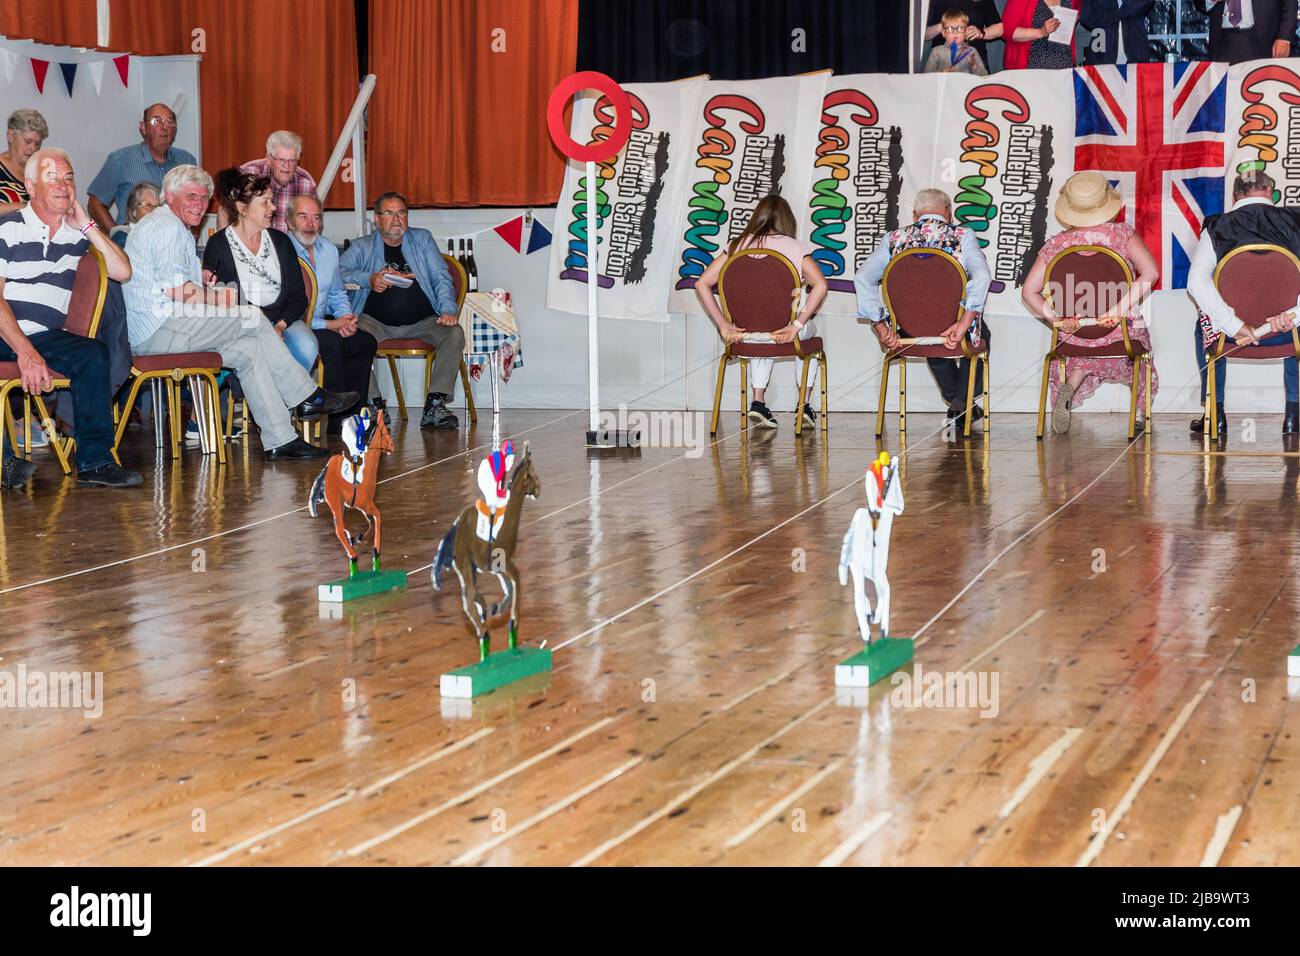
[88,142,198,224]
[123,203,202,346]
[0,205,89,335]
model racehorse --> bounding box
[308,407,394,576]
[839,451,905,642]
[433,440,540,661]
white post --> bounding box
[318,74,377,206]
[97,0,111,48]
[350,122,367,238]
[586,159,600,433]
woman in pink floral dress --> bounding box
[1022,171,1160,434]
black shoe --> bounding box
[77,462,143,488]
[1285,402,1298,435]
[1189,414,1205,434]
[265,437,329,460]
[1,455,37,489]
[801,403,818,428]
[294,388,359,421]
[946,403,985,426]
[420,392,458,430]
[747,400,778,429]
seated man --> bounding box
[339,191,465,430]
[854,187,992,426]
[123,164,355,459]
[87,104,196,232]
[239,130,318,232]
[287,193,378,433]
[0,148,141,487]
[1188,170,1300,437]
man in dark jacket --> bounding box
[1081,1,1156,64]
[1199,0,1297,64]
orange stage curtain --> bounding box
[0,0,98,48]
[369,0,578,207]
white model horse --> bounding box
[838,452,905,642]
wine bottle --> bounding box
[447,238,455,261]
[458,239,466,268]
[467,239,479,292]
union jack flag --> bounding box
[1074,61,1228,290]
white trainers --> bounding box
[14,419,50,448]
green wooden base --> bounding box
[1289,643,1300,678]
[440,647,553,698]
[835,637,914,688]
[318,569,408,603]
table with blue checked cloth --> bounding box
[458,292,523,381]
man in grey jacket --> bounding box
[339,191,464,429]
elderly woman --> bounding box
[202,167,318,373]
[0,109,48,215]
[110,182,162,249]
[1022,170,1161,435]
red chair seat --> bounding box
[1055,339,1149,359]
[888,340,988,360]
[1214,343,1298,360]
[731,336,824,358]
[133,352,223,372]
[377,338,435,352]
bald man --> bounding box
[87,103,197,233]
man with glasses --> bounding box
[87,104,196,232]
[238,130,318,232]
[124,165,356,460]
[339,191,464,430]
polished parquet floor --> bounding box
[0,407,1297,866]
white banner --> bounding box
[545,77,707,322]
[1225,59,1300,205]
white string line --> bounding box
[0,350,727,598]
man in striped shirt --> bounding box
[0,148,141,488]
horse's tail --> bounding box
[307,466,327,518]
[431,519,459,591]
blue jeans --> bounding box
[282,320,320,372]
[1200,324,1298,405]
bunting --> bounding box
[30,58,49,94]
[493,216,524,253]
[525,220,552,255]
[58,61,77,96]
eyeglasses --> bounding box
[942,26,967,34]
[146,117,177,129]
[269,155,298,166]
[377,209,408,219]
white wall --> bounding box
[324,209,1293,417]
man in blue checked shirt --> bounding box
[287,194,377,433]
[87,104,197,232]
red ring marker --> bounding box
[547,71,632,163]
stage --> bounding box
[0,409,1297,866]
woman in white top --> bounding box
[202,168,318,372]
[695,194,828,429]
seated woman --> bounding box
[694,194,828,429]
[110,182,161,249]
[202,168,318,373]
[1023,171,1161,434]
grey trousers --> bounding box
[357,313,465,401]
[136,307,317,450]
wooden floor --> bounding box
[1,406,1298,867]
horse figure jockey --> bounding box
[838,451,905,642]
[308,406,395,577]
[433,440,541,661]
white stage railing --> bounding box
[319,73,377,239]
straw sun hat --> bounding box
[1054,170,1123,228]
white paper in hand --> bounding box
[1048,6,1078,45]
[385,273,414,288]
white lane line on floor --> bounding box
[255,655,326,680]
[725,758,845,850]
[570,698,834,867]
[450,756,645,866]
[188,726,496,866]
[817,811,894,867]
[1200,805,1243,867]
[347,716,619,858]
[1076,678,1215,867]
[958,608,1046,671]
[997,728,1082,821]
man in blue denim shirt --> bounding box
[339,191,464,429]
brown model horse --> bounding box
[308,409,394,576]
[433,443,540,660]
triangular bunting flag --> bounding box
[526,220,552,255]
[113,54,129,88]
[0,49,18,85]
[87,59,105,95]
[493,215,524,253]
[59,62,77,96]
[31,59,50,94]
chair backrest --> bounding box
[299,257,318,325]
[1044,245,1133,341]
[1214,244,1300,326]
[443,253,467,309]
[65,246,109,338]
[718,248,800,334]
[881,248,966,337]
